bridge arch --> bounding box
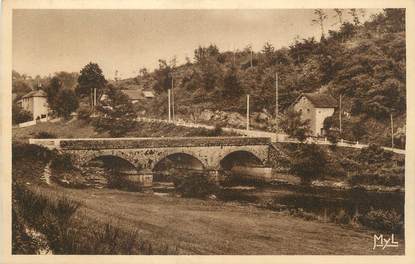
[152,152,206,172]
[85,155,139,172]
[77,150,140,170]
[219,150,264,170]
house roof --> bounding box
[122,89,143,100]
[300,93,338,108]
[21,89,47,99]
[143,90,155,98]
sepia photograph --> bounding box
[1,0,414,261]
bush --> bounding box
[107,173,142,192]
[77,106,91,122]
[348,172,404,187]
[13,184,176,254]
[172,172,220,198]
[358,144,392,164]
[50,153,75,172]
[12,102,32,124]
[12,143,54,162]
[289,144,328,185]
[359,208,403,233]
[34,131,57,139]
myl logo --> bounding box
[373,234,399,250]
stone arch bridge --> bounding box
[30,137,273,185]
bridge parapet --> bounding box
[30,137,271,150]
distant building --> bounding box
[122,89,155,103]
[18,90,49,120]
[142,90,155,99]
[122,89,143,104]
[292,92,337,137]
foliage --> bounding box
[359,208,403,233]
[172,172,220,198]
[34,131,57,139]
[289,144,328,185]
[92,84,138,137]
[53,89,79,119]
[12,102,32,124]
[357,144,392,164]
[76,62,107,100]
[50,153,75,172]
[44,76,63,111]
[153,59,175,94]
[280,109,311,141]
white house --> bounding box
[292,92,337,137]
[18,90,49,120]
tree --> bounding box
[153,60,174,94]
[222,66,243,98]
[280,109,312,142]
[312,9,328,38]
[44,76,63,112]
[333,8,343,25]
[53,89,79,119]
[92,85,137,137]
[290,144,328,185]
[76,62,107,102]
[12,102,32,124]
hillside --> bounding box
[117,9,405,148]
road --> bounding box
[136,117,406,155]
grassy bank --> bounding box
[12,118,234,143]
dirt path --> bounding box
[32,185,404,255]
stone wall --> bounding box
[59,137,270,150]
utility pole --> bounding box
[246,94,250,130]
[275,72,279,133]
[93,88,97,115]
[171,76,175,122]
[250,48,253,68]
[168,89,171,122]
[391,112,394,148]
[339,94,342,135]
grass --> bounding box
[13,183,176,254]
[12,118,234,143]
[18,183,404,255]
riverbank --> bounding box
[16,183,404,255]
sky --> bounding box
[13,9,382,79]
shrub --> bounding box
[12,102,32,124]
[34,131,57,139]
[12,143,54,162]
[172,172,220,198]
[359,208,403,233]
[50,153,75,172]
[77,106,91,122]
[358,144,392,164]
[289,144,328,185]
[107,173,142,192]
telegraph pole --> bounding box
[246,94,250,131]
[391,112,394,148]
[168,89,171,122]
[339,94,342,135]
[275,72,279,133]
[171,76,175,121]
[250,48,253,68]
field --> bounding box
[22,183,404,255]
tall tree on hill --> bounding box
[222,66,243,99]
[312,9,328,39]
[333,8,343,25]
[76,62,107,104]
[153,59,175,94]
